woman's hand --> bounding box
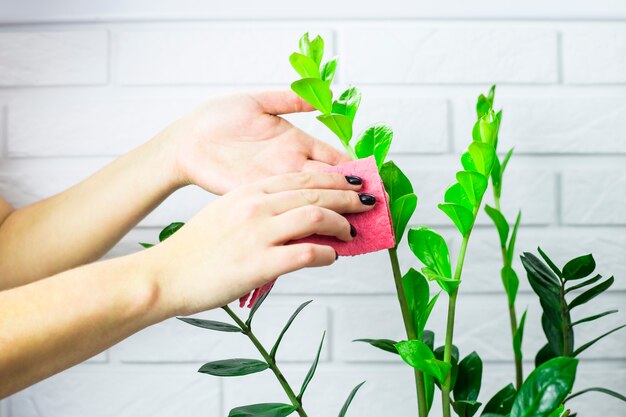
[155,90,351,195]
[144,171,376,316]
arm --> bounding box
[0,171,375,398]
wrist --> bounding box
[141,129,187,194]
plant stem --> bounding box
[441,233,469,417]
[223,305,309,417]
[341,142,358,160]
[559,280,571,357]
[388,248,429,417]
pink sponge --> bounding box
[239,156,395,307]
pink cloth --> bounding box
[239,156,395,307]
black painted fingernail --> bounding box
[359,193,376,205]
[335,250,339,260]
[350,224,357,238]
[345,175,362,185]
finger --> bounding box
[250,90,314,115]
[269,244,337,276]
[258,171,362,194]
[266,188,375,216]
[269,205,353,243]
[308,139,352,165]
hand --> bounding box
[156,90,351,195]
[144,172,375,316]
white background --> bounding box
[0,1,625,416]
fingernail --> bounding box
[350,224,357,237]
[359,193,376,205]
[345,175,362,185]
[335,250,339,260]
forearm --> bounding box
[0,137,179,289]
[0,251,171,398]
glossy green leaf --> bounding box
[505,211,521,265]
[444,182,473,211]
[228,403,296,417]
[396,339,451,383]
[468,142,496,176]
[500,147,514,177]
[501,266,519,305]
[298,33,323,67]
[298,331,325,400]
[246,289,270,328]
[177,317,242,333]
[541,312,572,358]
[452,400,482,417]
[332,87,361,123]
[454,351,483,402]
[338,381,366,417]
[510,357,578,417]
[270,300,313,359]
[139,242,154,248]
[419,294,440,337]
[402,268,429,337]
[434,344,459,390]
[320,58,337,84]
[476,85,496,117]
[491,156,503,198]
[568,276,614,309]
[457,171,488,206]
[408,227,452,278]
[565,274,602,293]
[438,203,475,236]
[380,161,413,203]
[159,222,184,241]
[547,405,565,417]
[198,358,268,377]
[473,110,500,147]
[291,78,332,114]
[424,373,435,412]
[571,309,618,327]
[353,338,398,354]
[520,253,561,326]
[482,383,516,416]
[354,123,393,169]
[484,205,509,249]
[562,254,596,280]
[461,150,477,172]
[566,387,626,404]
[573,324,626,357]
[534,343,556,368]
[513,310,527,359]
[317,113,353,143]
[391,194,417,246]
[289,52,320,78]
[537,247,563,279]
[422,267,461,294]
[421,330,435,351]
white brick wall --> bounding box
[1,3,625,416]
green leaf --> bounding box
[565,274,602,293]
[298,331,325,400]
[177,317,242,333]
[484,205,509,249]
[491,156,503,198]
[291,78,332,113]
[321,58,337,84]
[402,268,429,337]
[353,338,398,354]
[444,182,473,211]
[338,381,366,417]
[566,387,626,404]
[246,290,270,328]
[424,373,435,412]
[421,330,435,351]
[537,247,563,279]
[420,295,440,336]
[520,253,561,327]
[289,52,320,79]
[438,203,475,236]
[562,254,596,280]
[482,383,516,416]
[461,150,477,172]
[332,87,361,123]
[500,148,514,177]
[396,339,451,383]
[391,194,417,246]
[270,300,313,359]
[434,345,459,390]
[354,124,393,169]
[513,310,527,359]
[159,222,184,241]
[573,324,626,357]
[510,357,578,417]
[467,142,496,176]
[476,85,495,118]
[298,33,324,67]
[408,227,452,278]
[501,266,519,305]
[317,113,353,143]
[228,403,297,417]
[380,161,413,203]
[452,400,482,417]
[198,358,268,377]
[534,343,556,368]
[454,351,483,402]
[541,312,572,358]
[456,171,488,207]
[505,211,521,265]
[571,309,618,326]
[473,110,500,147]
[139,242,154,248]
[568,276,614,309]
[422,267,461,294]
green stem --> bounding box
[388,248,429,417]
[559,280,571,357]
[441,234,469,417]
[341,141,358,160]
[223,306,309,417]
